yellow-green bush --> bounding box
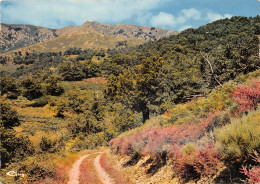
[215,108,260,163]
[164,81,236,125]
[182,143,196,155]
[7,154,57,183]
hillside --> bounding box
[109,71,260,183]
[13,27,146,53]
[0,23,57,53]
[0,21,175,54]
[0,16,259,183]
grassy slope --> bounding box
[108,70,260,183]
[1,28,145,57]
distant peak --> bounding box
[82,21,100,26]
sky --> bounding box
[0,0,259,31]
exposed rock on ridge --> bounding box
[0,23,57,53]
[0,21,176,53]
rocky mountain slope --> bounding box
[0,23,57,53]
[80,21,175,41]
[0,22,175,53]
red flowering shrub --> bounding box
[173,143,221,180]
[110,112,220,156]
[109,112,221,180]
[241,151,260,183]
[233,79,260,113]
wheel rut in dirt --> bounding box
[68,152,115,184]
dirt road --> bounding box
[94,155,114,184]
[68,152,114,184]
[68,154,90,184]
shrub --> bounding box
[6,92,19,99]
[10,155,57,183]
[59,63,84,81]
[1,127,35,167]
[173,143,222,181]
[82,62,101,78]
[112,104,142,132]
[241,151,260,184]
[43,75,64,96]
[20,77,43,100]
[164,81,236,126]
[215,108,260,164]
[0,101,20,128]
[0,76,18,96]
[71,132,107,152]
[233,79,260,114]
[39,137,64,153]
[182,143,195,155]
[29,96,49,107]
[110,111,220,156]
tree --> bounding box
[0,127,34,167]
[0,101,34,167]
[0,76,19,98]
[59,63,84,81]
[0,101,20,128]
[43,75,64,96]
[106,57,164,123]
[20,76,43,100]
[82,62,101,78]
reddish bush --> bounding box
[110,138,134,155]
[241,151,260,183]
[173,143,221,180]
[233,79,260,113]
[110,112,220,156]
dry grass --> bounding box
[83,77,107,84]
[60,78,105,90]
[108,153,177,184]
[100,153,130,184]
[15,105,56,118]
[4,28,145,54]
[42,150,90,184]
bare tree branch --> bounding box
[200,51,222,86]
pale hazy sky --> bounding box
[1,0,259,31]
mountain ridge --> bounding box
[0,21,176,53]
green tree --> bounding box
[59,63,84,81]
[0,76,19,98]
[82,62,101,78]
[0,102,34,167]
[0,127,34,167]
[0,101,20,128]
[106,57,164,123]
[20,76,43,100]
[43,75,64,96]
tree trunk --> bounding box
[142,106,150,124]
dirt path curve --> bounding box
[68,154,89,184]
[68,152,114,184]
[94,154,114,184]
